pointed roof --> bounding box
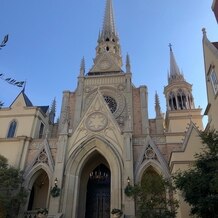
[102,0,116,38]
[10,89,33,108]
[168,44,185,83]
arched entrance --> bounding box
[64,138,123,218]
[78,152,111,218]
[27,169,49,210]
[85,164,110,218]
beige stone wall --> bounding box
[132,88,142,135]
[203,40,218,130]
[169,125,203,218]
[0,139,22,167]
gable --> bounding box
[169,123,203,171]
[89,52,122,73]
[67,90,124,156]
[10,91,33,109]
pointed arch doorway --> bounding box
[27,169,49,211]
[79,153,111,218]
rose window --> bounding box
[103,96,117,113]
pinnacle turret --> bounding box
[155,92,162,118]
[79,57,85,77]
[49,98,56,124]
[126,53,131,73]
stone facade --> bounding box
[0,1,210,218]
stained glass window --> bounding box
[103,96,117,113]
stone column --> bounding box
[49,92,70,215]
[139,86,149,135]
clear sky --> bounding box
[1,0,218,124]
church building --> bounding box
[0,0,205,217]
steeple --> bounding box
[101,0,116,39]
[164,45,195,111]
[168,44,185,83]
[88,0,122,75]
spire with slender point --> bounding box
[89,0,122,74]
[168,44,184,83]
[155,92,162,118]
[101,0,116,39]
[79,57,85,77]
[49,98,56,124]
[126,53,131,73]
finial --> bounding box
[80,57,85,76]
[169,43,172,51]
[126,53,131,73]
[202,28,207,36]
[22,81,27,93]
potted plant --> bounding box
[111,208,123,218]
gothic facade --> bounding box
[0,0,208,218]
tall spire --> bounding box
[102,0,116,39]
[168,44,184,83]
[89,0,122,75]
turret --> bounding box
[164,45,195,111]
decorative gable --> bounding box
[24,138,54,177]
[135,135,170,181]
[68,90,124,154]
[89,52,122,73]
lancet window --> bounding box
[7,120,17,138]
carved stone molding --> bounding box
[86,112,108,132]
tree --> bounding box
[174,130,218,218]
[128,168,178,218]
[0,155,27,218]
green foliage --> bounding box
[130,169,178,218]
[174,130,218,218]
[50,185,60,197]
[0,154,27,218]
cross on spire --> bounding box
[169,43,172,51]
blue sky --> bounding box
[1,0,218,124]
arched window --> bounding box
[135,167,167,217]
[39,122,44,139]
[169,92,176,110]
[7,120,17,138]
[177,89,187,110]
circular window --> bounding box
[103,96,117,113]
